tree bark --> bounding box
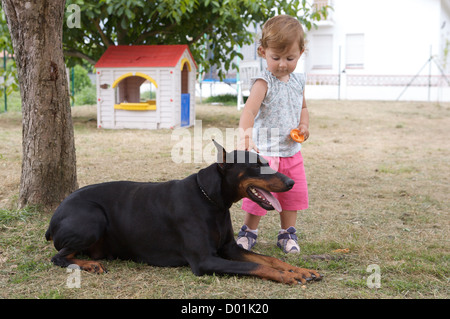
[2,0,78,210]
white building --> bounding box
[201,0,450,102]
[303,0,450,101]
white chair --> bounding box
[237,60,260,110]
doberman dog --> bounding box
[45,141,321,285]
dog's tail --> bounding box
[45,227,52,241]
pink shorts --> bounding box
[242,151,308,216]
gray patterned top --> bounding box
[251,70,305,157]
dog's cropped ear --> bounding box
[212,139,227,169]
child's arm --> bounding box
[238,79,267,152]
[297,93,309,141]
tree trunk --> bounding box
[2,0,78,210]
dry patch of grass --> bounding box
[0,100,449,299]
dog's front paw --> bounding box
[289,267,322,284]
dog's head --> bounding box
[212,140,294,212]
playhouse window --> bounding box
[140,81,156,102]
[113,74,158,111]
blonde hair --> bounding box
[258,15,305,56]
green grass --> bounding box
[0,206,41,224]
[204,94,238,106]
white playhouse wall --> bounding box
[96,51,196,129]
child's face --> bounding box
[260,42,304,81]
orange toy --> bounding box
[290,128,304,143]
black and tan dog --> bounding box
[45,141,321,284]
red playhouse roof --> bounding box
[94,45,196,69]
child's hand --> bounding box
[238,136,259,153]
[297,124,309,142]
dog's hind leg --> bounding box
[47,204,108,274]
[51,248,107,274]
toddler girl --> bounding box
[237,15,309,254]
